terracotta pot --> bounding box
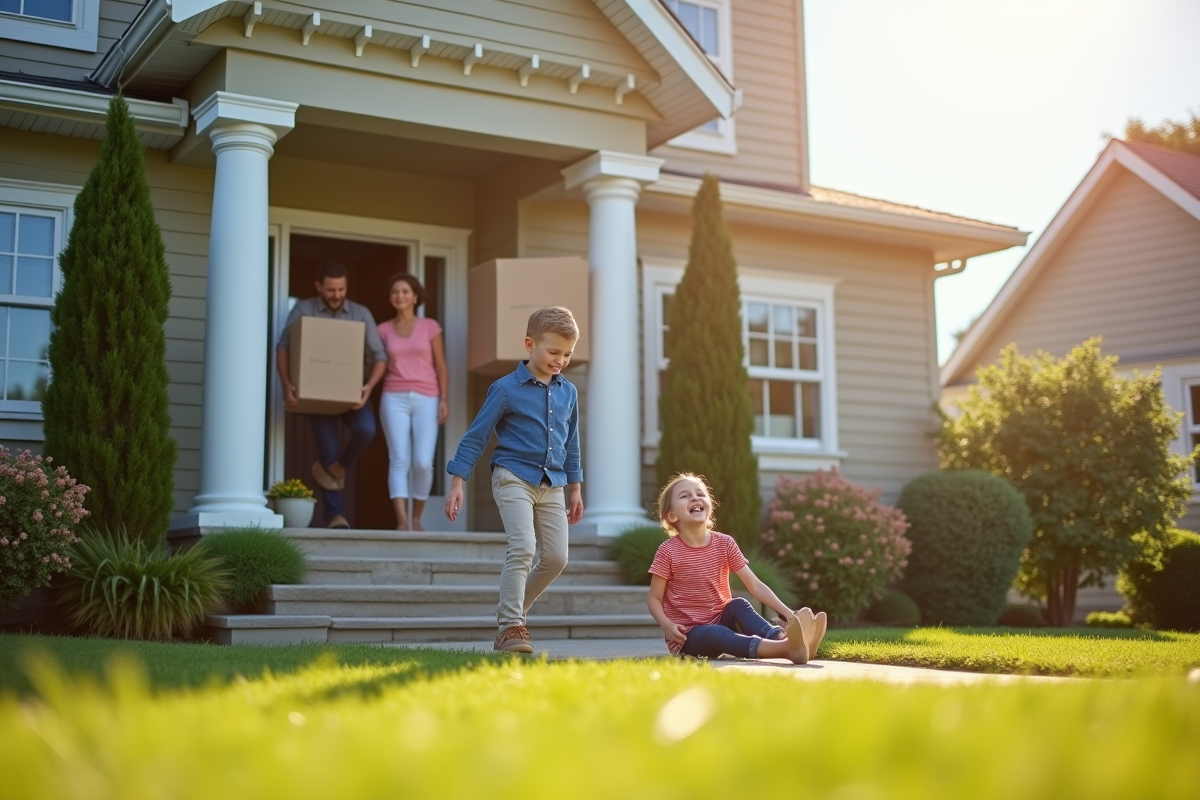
[272,497,316,528]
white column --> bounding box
[178,93,297,530]
[562,152,663,536]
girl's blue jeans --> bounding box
[681,598,784,659]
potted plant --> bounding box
[267,479,317,529]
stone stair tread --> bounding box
[207,613,657,629]
[283,529,509,543]
[306,556,623,571]
[267,584,648,600]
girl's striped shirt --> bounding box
[648,532,749,654]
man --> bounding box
[276,260,387,529]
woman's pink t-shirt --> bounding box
[378,316,442,396]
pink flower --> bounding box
[809,582,819,591]
[0,538,7,546]
[814,550,823,558]
[778,549,787,558]
[32,511,43,522]
[869,568,876,575]
[830,542,839,552]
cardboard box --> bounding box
[286,316,365,415]
[468,257,590,375]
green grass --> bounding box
[1,638,1197,799]
[820,626,1200,677]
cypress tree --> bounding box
[656,174,760,547]
[43,95,176,544]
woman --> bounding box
[378,273,448,530]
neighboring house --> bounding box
[942,139,1200,533]
[0,0,1025,534]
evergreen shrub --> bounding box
[761,469,911,621]
[608,526,667,586]
[729,549,798,608]
[864,589,921,626]
[0,448,90,608]
[897,470,1033,626]
[997,603,1046,628]
[197,527,307,610]
[42,95,175,544]
[1085,611,1133,629]
[1119,529,1200,632]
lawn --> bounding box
[1,634,1199,799]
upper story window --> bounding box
[663,0,737,155]
[0,0,98,51]
[1187,381,1200,488]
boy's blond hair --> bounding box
[527,306,579,342]
[656,472,718,537]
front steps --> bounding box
[205,529,659,646]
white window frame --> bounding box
[0,0,99,52]
[1187,378,1200,493]
[0,178,76,420]
[1153,361,1200,502]
[663,0,737,156]
[642,259,844,472]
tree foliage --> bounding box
[937,339,1195,626]
[1123,110,1200,155]
[42,95,176,545]
[655,175,760,548]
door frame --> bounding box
[266,207,472,530]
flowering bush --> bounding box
[761,468,911,621]
[267,479,315,500]
[0,448,90,608]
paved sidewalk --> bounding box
[383,638,1071,685]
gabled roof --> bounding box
[941,139,1200,387]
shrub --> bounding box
[1085,611,1133,629]
[997,603,1046,628]
[57,528,229,640]
[761,469,911,622]
[864,589,921,626]
[197,527,307,610]
[0,448,90,609]
[1119,528,1200,632]
[897,470,1033,626]
[730,549,798,608]
[608,526,668,586]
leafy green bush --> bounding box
[997,603,1046,628]
[864,589,920,626]
[0,449,90,608]
[730,549,797,608]
[897,470,1033,626]
[57,529,229,640]
[608,526,668,586]
[197,527,307,610]
[761,469,911,622]
[1085,611,1133,629]
[1119,528,1200,632]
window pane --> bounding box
[801,382,821,439]
[10,307,51,360]
[772,304,795,336]
[0,0,21,13]
[768,380,797,438]
[6,361,49,402]
[0,213,14,253]
[774,339,793,369]
[796,307,816,338]
[1192,384,1200,425]
[17,215,54,256]
[700,7,719,54]
[0,307,7,355]
[749,337,769,366]
[748,378,765,436]
[676,1,701,44]
[696,119,720,133]
[22,0,72,22]
[15,256,53,297]
[1194,434,1200,483]
[799,343,818,370]
[746,302,768,333]
[0,256,11,295]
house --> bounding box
[0,0,1026,536]
[941,139,1200,533]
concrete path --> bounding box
[382,638,1071,685]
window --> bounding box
[0,0,98,51]
[662,0,737,155]
[1187,381,1200,487]
[0,180,73,418]
[644,262,842,471]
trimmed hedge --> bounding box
[864,589,921,626]
[1119,528,1200,632]
[898,470,1033,626]
[997,603,1046,628]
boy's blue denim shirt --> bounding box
[447,361,583,488]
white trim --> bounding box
[0,0,98,52]
[193,92,297,139]
[562,151,664,189]
[943,140,1200,386]
[0,80,188,135]
[661,0,737,155]
[1159,360,1200,498]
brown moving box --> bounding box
[468,257,590,375]
[287,316,365,414]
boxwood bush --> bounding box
[197,527,307,611]
[864,589,921,626]
[898,470,1033,626]
[1119,528,1200,632]
[997,603,1046,628]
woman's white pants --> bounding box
[379,390,440,500]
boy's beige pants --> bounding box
[491,466,569,630]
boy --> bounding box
[445,306,584,653]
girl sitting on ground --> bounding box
[648,472,827,664]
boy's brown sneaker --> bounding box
[494,625,534,654]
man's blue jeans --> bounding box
[681,598,784,659]
[308,404,376,522]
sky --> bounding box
[802,0,1200,365]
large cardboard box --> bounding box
[287,316,365,415]
[468,257,590,375]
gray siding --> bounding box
[0,1,143,82]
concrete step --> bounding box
[280,529,612,561]
[264,584,650,618]
[205,613,663,646]
[304,556,626,586]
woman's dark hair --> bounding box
[389,273,425,309]
[317,260,348,282]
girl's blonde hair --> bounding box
[656,472,718,537]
